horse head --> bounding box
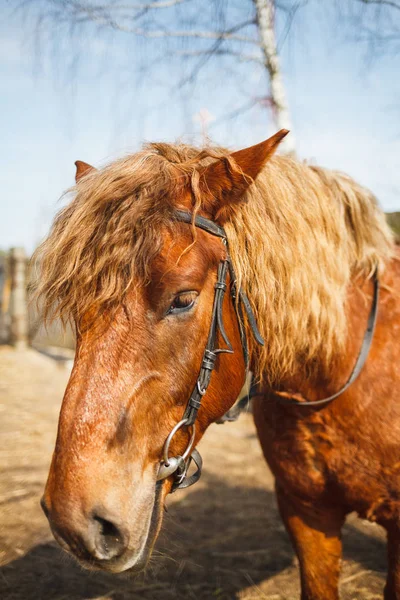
[38,131,287,572]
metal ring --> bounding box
[162,419,196,466]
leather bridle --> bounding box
[156,210,380,492]
[156,210,264,491]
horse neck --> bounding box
[271,274,376,403]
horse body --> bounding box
[34,132,399,598]
[254,252,400,598]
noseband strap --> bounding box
[157,210,264,491]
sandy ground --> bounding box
[0,346,387,599]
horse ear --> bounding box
[75,160,96,183]
[200,129,289,220]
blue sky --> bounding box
[1,1,399,253]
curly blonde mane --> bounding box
[33,142,394,384]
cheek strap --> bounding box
[183,255,264,427]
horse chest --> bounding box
[254,402,336,500]
[254,397,400,522]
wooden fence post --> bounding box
[9,247,28,349]
[0,254,8,343]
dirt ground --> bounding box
[0,346,387,600]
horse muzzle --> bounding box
[40,473,164,573]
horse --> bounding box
[35,129,400,600]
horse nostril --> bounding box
[92,514,126,560]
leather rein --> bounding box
[156,210,380,492]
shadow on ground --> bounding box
[0,472,387,600]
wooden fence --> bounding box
[0,248,75,351]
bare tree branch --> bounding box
[210,97,262,129]
[20,0,307,153]
[108,0,191,8]
[170,18,259,89]
[24,0,258,42]
[277,0,309,51]
[58,0,191,11]
[357,0,400,10]
[345,0,400,57]
[65,19,258,43]
[174,48,264,64]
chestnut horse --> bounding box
[35,130,400,599]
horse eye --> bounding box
[167,292,197,315]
